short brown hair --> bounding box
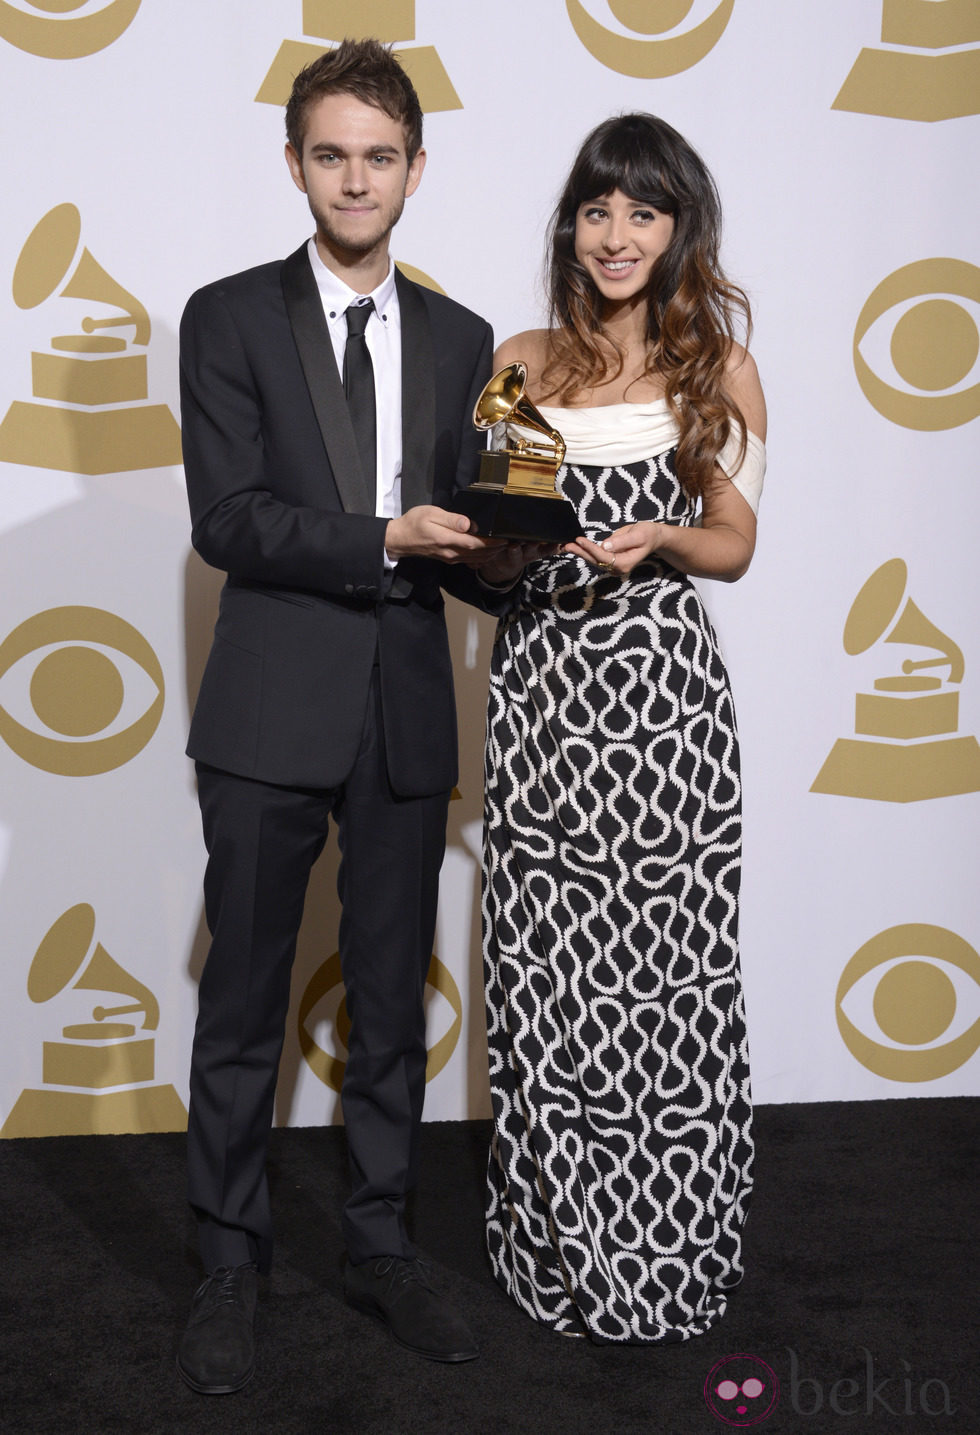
[285,38,423,161]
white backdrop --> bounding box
[1,0,978,1139]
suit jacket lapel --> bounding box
[280,244,374,514]
[395,268,435,512]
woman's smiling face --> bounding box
[574,188,675,307]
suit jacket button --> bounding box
[344,583,354,595]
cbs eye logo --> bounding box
[394,262,444,295]
[837,924,980,1082]
[566,0,733,77]
[854,259,980,430]
[0,0,141,59]
[0,606,164,775]
[298,952,462,1092]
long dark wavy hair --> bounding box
[542,113,751,498]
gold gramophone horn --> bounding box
[473,362,565,470]
[12,202,151,348]
[844,558,965,684]
[62,249,151,347]
[888,599,964,684]
[27,902,160,1030]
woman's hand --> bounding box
[567,474,758,584]
[564,522,661,577]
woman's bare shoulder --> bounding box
[725,342,767,442]
[493,329,555,383]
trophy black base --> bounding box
[452,486,581,543]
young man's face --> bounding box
[286,93,425,271]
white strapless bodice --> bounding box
[518,401,766,516]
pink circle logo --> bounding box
[704,1354,780,1425]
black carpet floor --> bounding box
[1,1098,977,1434]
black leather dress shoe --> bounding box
[176,1263,258,1394]
[344,1256,478,1362]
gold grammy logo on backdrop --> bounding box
[1,904,186,1137]
[565,0,733,77]
[833,0,980,121]
[0,606,164,775]
[0,203,181,474]
[297,952,462,1093]
[837,924,980,1081]
[812,559,980,803]
[257,1,461,113]
[0,0,139,59]
[854,259,980,431]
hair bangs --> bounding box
[570,120,678,216]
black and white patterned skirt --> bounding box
[482,453,754,1343]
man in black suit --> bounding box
[176,40,520,1394]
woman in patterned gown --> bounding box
[482,114,767,1344]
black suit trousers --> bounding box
[187,667,450,1272]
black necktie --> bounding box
[343,300,376,501]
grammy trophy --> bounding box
[452,362,580,543]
